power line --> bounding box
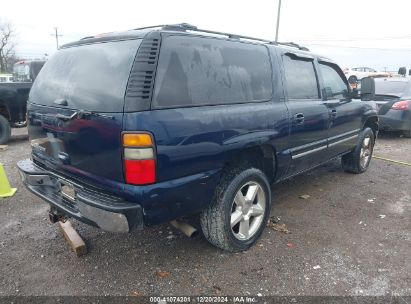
[297,36,411,43]
[304,43,411,51]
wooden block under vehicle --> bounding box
[59,220,87,257]
[0,145,8,151]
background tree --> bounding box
[0,21,17,73]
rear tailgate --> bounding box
[27,39,142,183]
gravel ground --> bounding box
[0,128,410,296]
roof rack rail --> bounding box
[132,24,168,31]
[130,23,310,51]
[162,23,198,31]
[162,23,273,44]
[80,36,94,40]
[277,42,310,51]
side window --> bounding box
[319,62,349,100]
[282,55,319,99]
[152,36,273,108]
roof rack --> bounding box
[161,23,273,43]
[276,42,310,51]
[132,24,169,31]
[80,36,94,40]
[129,23,309,51]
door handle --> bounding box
[330,109,337,118]
[56,112,78,121]
[293,113,305,124]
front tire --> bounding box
[0,115,11,145]
[342,128,375,174]
[200,167,271,252]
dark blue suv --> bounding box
[18,24,378,252]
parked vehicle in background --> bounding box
[0,60,45,144]
[18,24,378,252]
[363,77,411,137]
[344,67,391,83]
[13,60,46,82]
[0,74,13,83]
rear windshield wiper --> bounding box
[56,110,114,121]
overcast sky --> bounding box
[2,0,411,71]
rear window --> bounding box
[375,81,409,97]
[152,36,272,108]
[30,39,141,112]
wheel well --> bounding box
[224,145,276,183]
[0,103,10,121]
[363,116,378,140]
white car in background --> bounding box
[0,74,13,83]
[344,67,391,83]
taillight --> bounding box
[122,133,156,185]
[391,100,410,111]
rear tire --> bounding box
[200,167,271,252]
[342,128,375,174]
[403,129,411,138]
[0,115,11,145]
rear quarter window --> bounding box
[152,36,273,108]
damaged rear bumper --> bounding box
[17,159,143,233]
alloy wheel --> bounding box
[360,135,372,168]
[230,181,266,241]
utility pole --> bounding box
[275,0,282,42]
[51,27,63,49]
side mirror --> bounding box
[361,77,375,101]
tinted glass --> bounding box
[153,36,272,108]
[283,55,319,99]
[375,81,409,96]
[319,63,348,99]
[30,39,141,112]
